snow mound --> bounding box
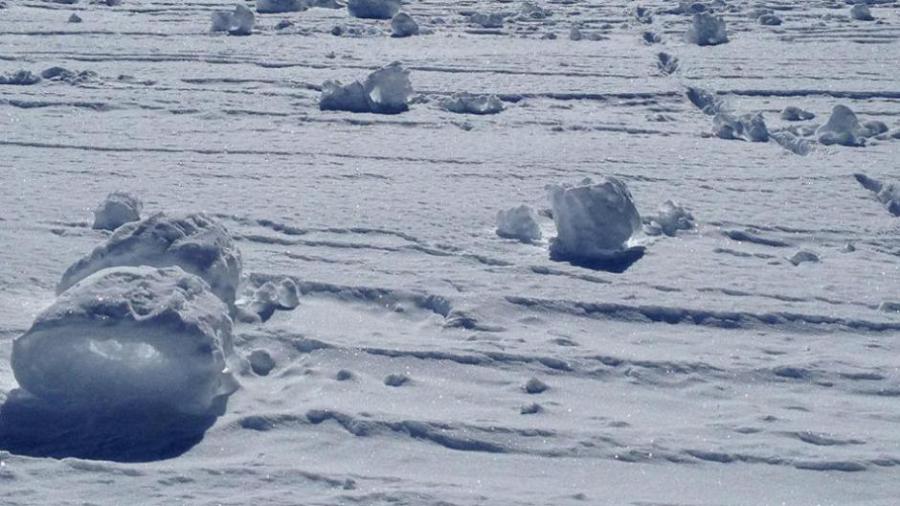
[210,4,254,36]
[391,12,419,37]
[0,70,41,85]
[468,12,504,28]
[68,13,82,23]
[57,212,243,310]
[547,177,644,269]
[12,266,239,415]
[257,0,305,13]
[496,205,542,243]
[788,250,819,266]
[854,173,900,216]
[781,106,815,121]
[347,0,399,19]
[713,112,769,142]
[645,201,694,237]
[817,105,866,147]
[440,92,504,115]
[850,4,874,21]
[320,62,412,114]
[685,12,728,46]
[92,192,142,231]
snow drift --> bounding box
[92,192,142,231]
[320,62,413,114]
[12,266,239,415]
[57,212,243,310]
[496,205,542,243]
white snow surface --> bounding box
[2,0,900,504]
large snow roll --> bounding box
[57,212,242,309]
[548,177,641,260]
[12,266,239,415]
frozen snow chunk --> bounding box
[758,13,782,25]
[210,5,254,36]
[686,86,722,115]
[68,13,82,23]
[713,112,769,142]
[787,250,819,266]
[238,278,301,322]
[257,0,305,13]
[817,105,866,147]
[248,349,276,376]
[496,205,542,243]
[41,66,98,85]
[854,173,900,216]
[878,301,900,313]
[781,106,815,122]
[58,212,243,310]
[547,177,643,268]
[440,92,504,115]
[92,192,142,231]
[12,266,238,415]
[518,2,552,20]
[524,377,549,394]
[645,200,694,237]
[0,70,41,85]
[685,12,728,46]
[862,120,888,137]
[657,52,679,75]
[347,0,399,19]
[468,12,504,29]
[391,12,419,37]
[771,131,813,156]
[320,62,412,115]
[850,4,874,21]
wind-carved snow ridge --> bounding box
[58,212,243,311]
[320,62,413,114]
[547,177,645,272]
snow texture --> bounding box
[57,212,243,310]
[92,191,142,231]
[12,266,238,415]
[496,205,542,243]
[320,62,412,114]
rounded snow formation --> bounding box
[391,12,419,37]
[347,0,399,20]
[788,250,820,266]
[781,106,815,122]
[817,105,866,147]
[496,205,542,243]
[237,277,301,322]
[12,266,239,415]
[440,93,505,115]
[320,62,413,115]
[92,191,143,231]
[468,12,504,29]
[646,201,695,237]
[210,4,254,36]
[257,0,305,13]
[713,112,769,142]
[547,177,644,270]
[685,12,728,46]
[850,4,874,21]
[57,212,243,310]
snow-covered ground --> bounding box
[1,0,900,504]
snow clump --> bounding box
[496,205,542,243]
[12,266,239,415]
[685,12,728,46]
[816,105,866,147]
[347,0,399,19]
[439,93,504,115]
[391,12,419,37]
[257,0,305,13]
[210,4,254,36]
[645,201,694,236]
[320,62,413,114]
[713,112,769,142]
[92,192,142,231]
[854,173,900,216]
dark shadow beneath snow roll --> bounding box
[0,389,225,462]
[549,245,646,273]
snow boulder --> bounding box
[92,192,142,231]
[257,0,305,13]
[347,0,399,19]
[210,4,254,35]
[854,173,900,216]
[685,12,728,46]
[236,277,301,323]
[850,4,874,21]
[645,200,694,236]
[817,105,866,147]
[391,12,419,37]
[496,205,542,243]
[320,62,413,114]
[547,177,645,271]
[57,212,242,310]
[12,266,239,415]
[439,92,504,115]
[713,112,769,142]
[781,106,815,121]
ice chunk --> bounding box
[685,12,728,46]
[12,266,238,415]
[850,4,874,21]
[347,0,399,19]
[257,0,305,13]
[41,66,98,85]
[781,106,815,121]
[547,177,644,269]
[854,173,900,216]
[713,112,769,142]
[391,12,419,37]
[57,212,243,310]
[817,105,866,147]
[92,192,142,231]
[645,200,694,237]
[439,92,504,115]
[496,205,542,243]
[210,4,254,35]
[320,62,412,114]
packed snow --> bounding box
[92,191,142,231]
[320,61,412,114]
[685,12,728,46]
[495,205,542,243]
